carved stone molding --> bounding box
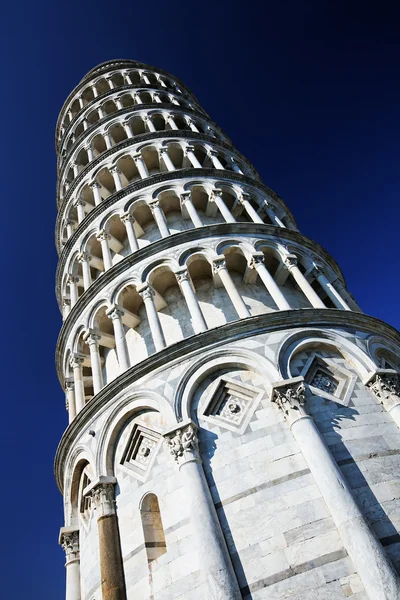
[367,371,400,412]
[59,528,80,562]
[87,478,117,518]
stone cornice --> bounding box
[54,308,400,492]
[57,83,208,157]
[55,168,275,253]
[56,130,254,204]
[55,223,346,369]
[57,104,228,174]
[56,63,201,145]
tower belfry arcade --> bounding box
[55,59,400,600]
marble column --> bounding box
[208,149,225,169]
[167,115,179,130]
[68,275,79,307]
[210,189,236,223]
[249,254,291,310]
[85,143,94,162]
[148,199,170,237]
[230,158,243,174]
[63,299,71,320]
[72,162,79,178]
[159,147,176,172]
[186,117,199,132]
[123,120,134,138]
[265,202,286,227]
[175,268,207,333]
[120,212,139,252]
[103,130,113,149]
[65,379,76,423]
[138,285,166,351]
[77,252,92,290]
[70,354,85,413]
[180,191,203,227]
[164,422,241,600]
[239,193,264,224]
[123,72,132,85]
[110,166,123,192]
[284,255,325,308]
[133,153,149,178]
[106,306,130,372]
[212,259,250,319]
[75,199,86,223]
[272,377,400,600]
[366,371,400,429]
[96,230,113,271]
[84,330,103,395]
[313,264,351,310]
[90,182,102,206]
[185,145,202,168]
[144,116,156,132]
[89,479,127,600]
[59,528,81,600]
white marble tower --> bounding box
[55,60,400,600]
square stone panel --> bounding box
[199,377,264,434]
[120,423,162,482]
[301,354,357,406]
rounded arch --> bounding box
[64,446,96,527]
[175,348,279,420]
[367,335,400,371]
[277,329,376,380]
[96,392,176,476]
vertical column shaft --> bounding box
[106,306,130,372]
[175,268,207,333]
[121,213,139,252]
[60,528,81,600]
[213,259,250,319]
[138,285,166,351]
[285,255,325,308]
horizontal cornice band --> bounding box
[53,308,400,492]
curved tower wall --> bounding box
[56,60,400,600]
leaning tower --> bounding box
[55,60,400,600]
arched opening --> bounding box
[158,190,182,233]
[109,123,127,145]
[117,284,148,362]
[140,493,167,563]
[130,116,146,135]
[149,264,191,341]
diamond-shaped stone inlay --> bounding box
[200,377,264,434]
[300,353,356,406]
[120,423,161,480]
[311,370,339,394]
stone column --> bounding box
[208,149,225,169]
[133,92,142,104]
[210,189,236,223]
[265,202,285,227]
[284,255,326,308]
[65,379,76,423]
[123,71,132,85]
[164,422,241,600]
[272,377,400,600]
[230,157,243,174]
[70,354,85,413]
[59,528,81,600]
[84,330,103,395]
[82,119,88,131]
[110,166,123,192]
[175,268,207,333]
[167,115,179,130]
[249,254,291,310]
[180,191,203,227]
[366,371,400,429]
[90,181,102,206]
[185,145,202,168]
[103,131,113,149]
[96,230,113,271]
[106,306,130,372]
[77,252,92,290]
[133,153,149,178]
[123,120,134,138]
[63,299,71,320]
[212,259,250,319]
[239,193,264,223]
[159,147,176,172]
[148,199,170,238]
[144,116,156,132]
[115,97,123,110]
[186,117,199,132]
[138,285,166,351]
[89,479,127,600]
[152,91,162,103]
[85,143,94,162]
[68,275,79,307]
[313,264,351,310]
[98,106,105,119]
[120,213,139,252]
[107,77,115,89]
[74,199,86,223]
[66,220,74,238]
[333,279,361,311]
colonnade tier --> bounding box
[57,131,261,204]
[58,104,230,174]
[56,60,200,149]
[57,229,359,419]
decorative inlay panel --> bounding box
[120,423,162,481]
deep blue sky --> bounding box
[0,1,399,597]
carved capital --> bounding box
[272,377,308,426]
[175,268,189,284]
[164,421,200,467]
[120,212,135,224]
[90,481,116,518]
[67,274,78,285]
[138,285,154,301]
[367,373,400,411]
[210,188,223,200]
[74,198,86,207]
[65,378,75,392]
[60,529,80,562]
[249,253,264,269]
[109,165,121,175]
[313,263,326,277]
[180,191,192,203]
[284,255,298,270]
[77,251,91,263]
[106,305,124,321]
[212,259,227,275]
[184,144,195,155]
[84,329,101,346]
[96,229,110,242]
[70,353,84,369]
[89,180,101,189]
